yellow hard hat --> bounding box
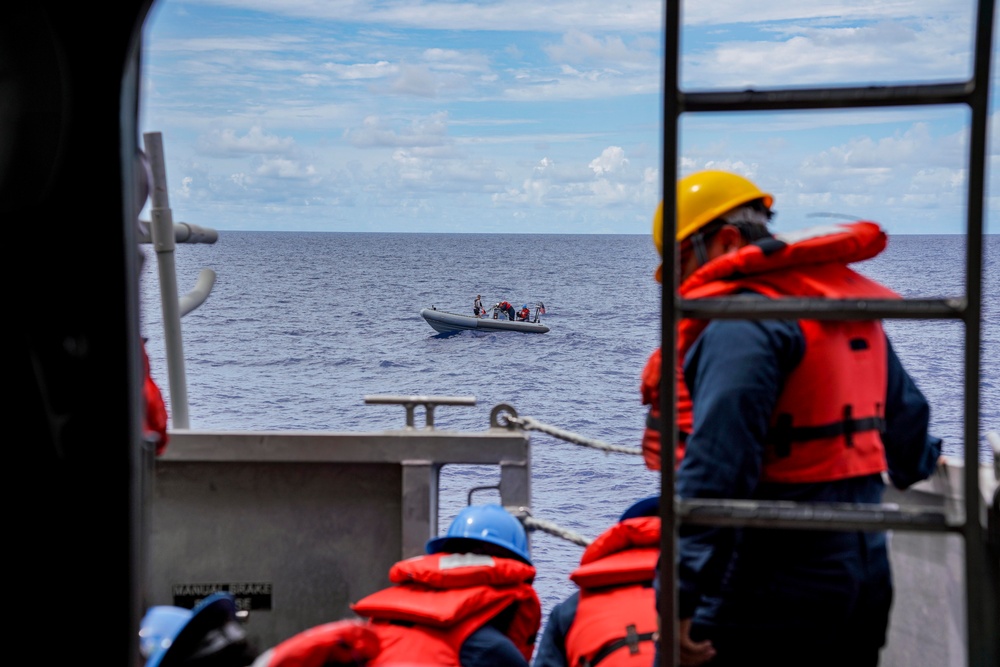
[652,170,773,282]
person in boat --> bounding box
[645,170,943,667]
[497,301,516,321]
[474,295,486,317]
[351,503,541,667]
[516,305,531,321]
[532,496,659,667]
[139,592,259,667]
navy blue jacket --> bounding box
[671,313,941,657]
[531,592,579,667]
[462,625,530,667]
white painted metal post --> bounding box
[143,131,189,429]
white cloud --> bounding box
[197,127,296,157]
[389,63,442,97]
[255,158,320,180]
[324,60,397,80]
[344,113,451,148]
[545,29,651,67]
[140,0,995,234]
[590,146,629,176]
[204,0,664,32]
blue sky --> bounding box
[139,0,998,235]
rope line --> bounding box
[507,415,643,456]
[497,413,640,548]
[522,516,592,547]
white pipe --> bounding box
[137,221,219,245]
[179,268,217,318]
[144,131,190,429]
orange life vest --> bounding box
[351,553,541,666]
[262,619,381,667]
[641,222,896,481]
[639,347,686,470]
[565,517,660,667]
[142,341,169,455]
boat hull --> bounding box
[420,308,549,334]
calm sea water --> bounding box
[140,232,999,623]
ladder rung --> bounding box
[679,498,954,533]
[681,82,974,113]
[678,297,966,321]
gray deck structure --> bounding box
[146,415,531,651]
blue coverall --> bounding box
[532,592,579,667]
[658,313,942,667]
[462,625,530,667]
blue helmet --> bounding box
[139,592,242,667]
[426,503,531,564]
[619,495,660,521]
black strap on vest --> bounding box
[768,405,886,458]
[578,625,655,667]
[645,411,660,431]
[645,410,688,444]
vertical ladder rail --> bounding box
[960,2,996,664]
[657,1,998,665]
[658,2,681,666]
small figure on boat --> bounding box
[351,503,541,667]
[645,170,943,666]
[139,592,259,667]
[516,305,531,321]
[474,294,486,317]
[533,496,659,667]
[495,301,516,321]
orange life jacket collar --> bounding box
[565,519,660,667]
[352,553,540,665]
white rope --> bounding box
[521,516,592,547]
[507,415,643,456]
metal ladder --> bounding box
[656,2,998,666]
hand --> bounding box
[679,618,715,667]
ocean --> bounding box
[139,231,999,625]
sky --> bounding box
[139,0,999,235]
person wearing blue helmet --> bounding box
[532,497,660,667]
[139,592,258,667]
[351,503,541,667]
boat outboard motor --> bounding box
[140,592,257,667]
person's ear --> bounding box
[716,225,743,253]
